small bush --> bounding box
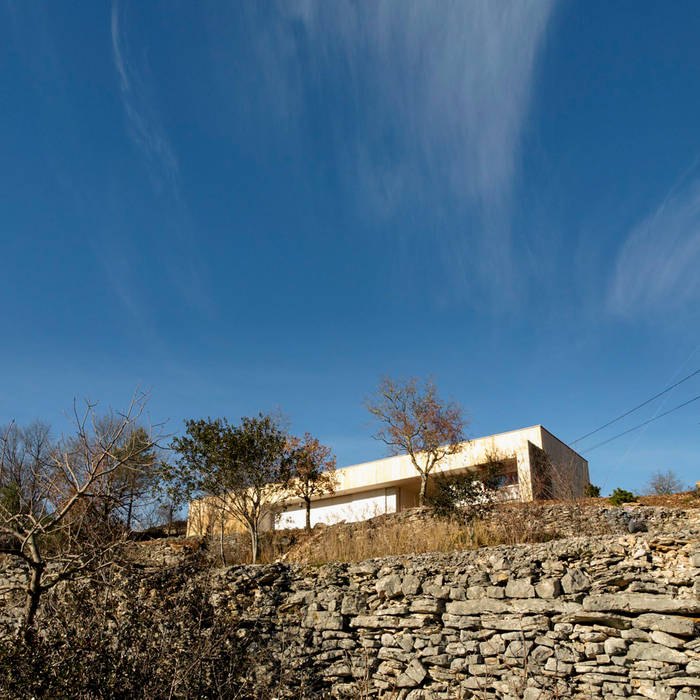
[427,466,502,522]
[609,488,636,506]
[584,483,601,498]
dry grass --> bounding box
[281,506,560,566]
[203,491,700,567]
[284,516,470,565]
[215,530,308,565]
[469,507,560,548]
[635,490,700,508]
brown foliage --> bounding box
[286,432,338,531]
[366,376,467,505]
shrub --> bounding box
[609,488,636,506]
[427,466,502,522]
[584,483,601,498]
[0,566,324,699]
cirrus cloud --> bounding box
[609,178,700,316]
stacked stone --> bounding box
[203,528,700,699]
[1,510,699,698]
[0,557,26,631]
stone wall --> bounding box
[1,506,699,698]
[205,523,700,698]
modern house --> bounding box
[186,425,589,536]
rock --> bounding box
[633,613,697,636]
[466,585,485,599]
[637,683,675,700]
[505,577,536,598]
[583,594,700,615]
[481,614,549,631]
[409,598,443,615]
[627,642,687,664]
[396,658,427,687]
[341,594,365,615]
[557,611,632,629]
[504,640,532,658]
[402,574,422,596]
[376,574,403,599]
[666,677,700,688]
[302,610,344,630]
[649,630,684,648]
[445,600,508,615]
[378,647,411,663]
[449,586,466,600]
[351,615,405,629]
[422,583,449,600]
[604,638,627,656]
[544,657,573,675]
[535,578,561,599]
[561,567,591,593]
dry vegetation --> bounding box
[208,503,562,566]
[633,491,700,508]
[206,489,700,567]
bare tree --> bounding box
[366,376,467,505]
[286,433,338,531]
[99,425,163,530]
[0,391,161,640]
[646,469,686,495]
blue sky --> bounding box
[2,1,699,494]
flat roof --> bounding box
[337,424,550,472]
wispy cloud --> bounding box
[608,178,700,316]
[228,0,556,304]
[109,1,211,315]
[110,0,178,192]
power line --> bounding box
[581,393,700,454]
[571,369,700,445]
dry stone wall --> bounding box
[207,519,700,699]
[1,506,699,699]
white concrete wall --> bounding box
[277,487,398,529]
[538,428,589,499]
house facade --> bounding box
[186,425,589,536]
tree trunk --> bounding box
[126,488,134,531]
[305,497,311,532]
[21,538,43,643]
[250,526,259,565]
[419,472,428,506]
[219,517,226,566]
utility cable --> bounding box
[581,393,700,454]
[571,369,700,445]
